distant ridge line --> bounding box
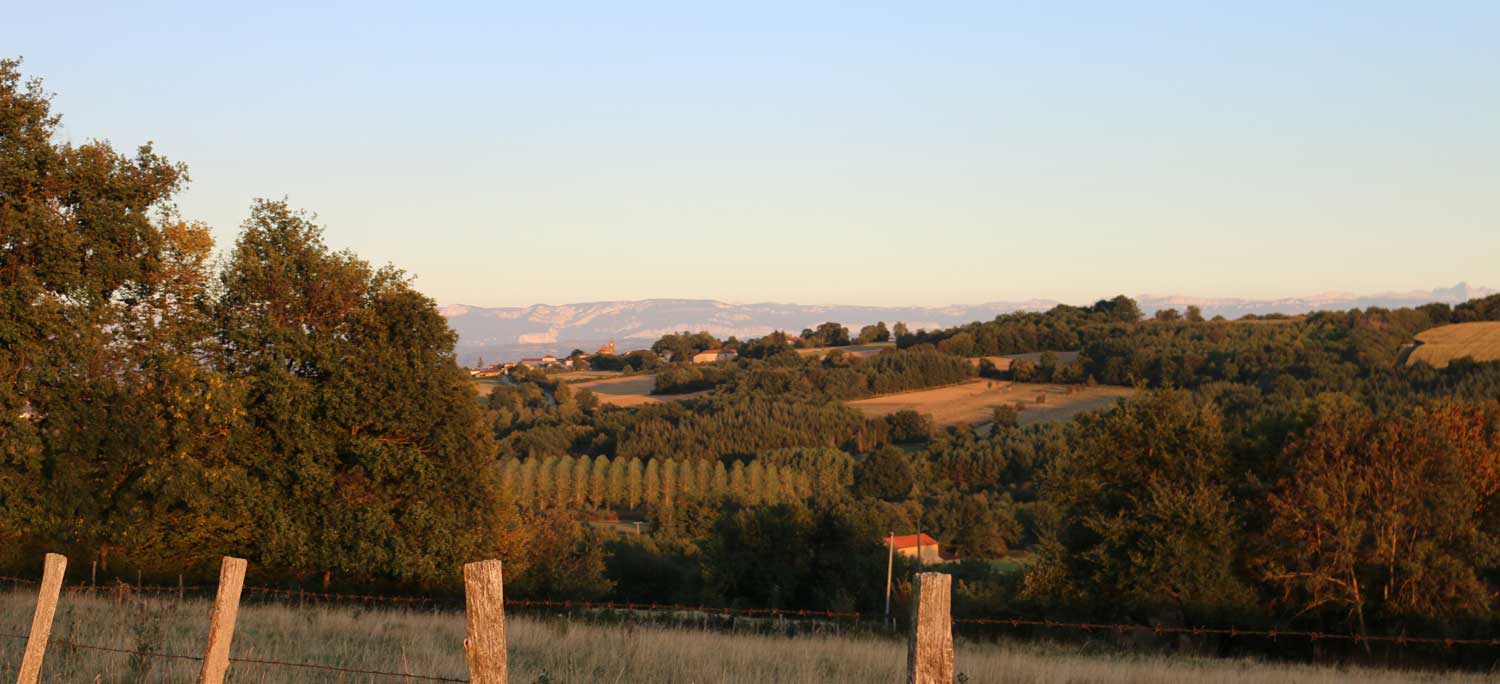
[442,283,1495,365]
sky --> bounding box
[6,2,1498,308]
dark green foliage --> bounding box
[214,201,502,585]
[590,350,664,372]
[886,410,934,443]
[854,446,916,500]
[651,331,721,363]
[1454,294,1500,322]
[1029,391,1255,624]
[701,503,890,612]
[923,492,1021,559]
[654,363,739,394]
[801,322,851,347]
[761,447,854,499]
[856,321,891,344]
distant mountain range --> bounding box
[442,283,1496,366]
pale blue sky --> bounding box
[7,2,1498,307]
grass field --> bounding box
[847,380,1134,428]
[969,351,1082,372]
[472,370,626,397]
[797,342,895,359]
[3,590,1493,683]
[1406,322,1500,368]
[572,374,707,407]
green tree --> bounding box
[762,447,855,500]
[644,458,662,507]
[214,199,501,584]
[626,458,644,509]
[0,58,198,561]
[854,446,916,500]
[660,459,678,509]
[1028,391,1253,623]
[856,322,891,344]
[572,454,592,507]
[607,456,627,506]
[588,455,609,506]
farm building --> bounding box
[472,364,506,378]
[888,533,942,564]
[519,354,561,369]
[691,348,738,364]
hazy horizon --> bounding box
[441,281,1495,311]
[7,2,1497,308]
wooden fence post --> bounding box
[197,556,247,684]
[906,572,954,684]
[16,553,67,684]
[463,560,507,684]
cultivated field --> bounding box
[3,590,1491,684]
[847,380,1134,428]
[573,374,707,407]
[1406,322,1500,368]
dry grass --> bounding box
[847,380,1134,428]
[2,590,1493,683]
[1407,322,1500,368]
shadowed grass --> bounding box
[2,590,1496,683]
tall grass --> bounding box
[2,590,1495,683]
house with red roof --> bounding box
[888,533,943,564]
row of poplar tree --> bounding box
[501,455,815,509]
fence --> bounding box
[6,552,1499,682]
[1,552,956,683]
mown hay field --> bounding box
[847,380,1134,427]
[3,590,1493,684]
[1406,322,1500,368]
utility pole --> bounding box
[884,531,895,629]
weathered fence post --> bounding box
[463,560,507,684]
[16,553,67,684]
[906,572,954,684]
[197,556,247,684]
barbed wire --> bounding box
[0,629,467,682]
[952,617,1500,647]
[9,575,1500,651]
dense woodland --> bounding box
[7,60,1500,659]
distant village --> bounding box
[469,339,739,378]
